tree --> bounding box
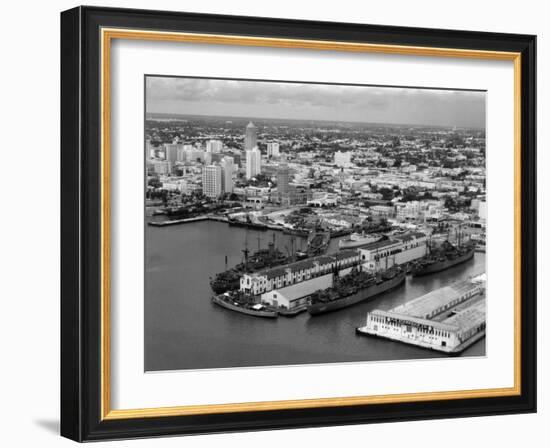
[379,187,394,201]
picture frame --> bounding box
[60,5,536,442]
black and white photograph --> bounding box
[144,76,488,372]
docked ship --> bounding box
[307,266,406,315]
[306,229,331,256]
[212,292,278,318]
[209,237,288,294]
[411,240,475,277]
[338,232,384,249]
[227,214,268,230]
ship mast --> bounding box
[242,233,249,270]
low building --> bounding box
[260,273,333,311]
[358,231,427,270]
[240,250,360,296]
[358,276,486,353]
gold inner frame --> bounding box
[100,27,522,420]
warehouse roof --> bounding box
[390,279,480,319]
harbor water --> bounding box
[145,220,486,371]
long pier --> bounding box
[148,214,292,232]
[148,215,228,227]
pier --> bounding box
[148,215,228,227]
[357,274,486,354]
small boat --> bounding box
[338,232,384,249]
[212,293,278,318]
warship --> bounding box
[307,265,406,315]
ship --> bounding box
[411,240,475,277]
[338,232,384,249]
[212,292,278,318]
[307,266,406,315]
[306,229,330,256]
[209,235,288,294]
[227,214,268,230]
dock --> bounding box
[148,215,227,227]
[357,274,486,354]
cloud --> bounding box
[145,76,485,128]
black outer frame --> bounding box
[60,5,537,442]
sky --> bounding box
[145,76,486,128]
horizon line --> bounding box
[145,112,486,131]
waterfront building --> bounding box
[244,121,257,151]
[267,142,280,157]
[358,231,427,271]
[334,150,352,167]
[260,273,333,311]
[220,156,235,194]
[358,275,486,353]
[240,250,360,296]
[202,164,222,198]
[245,147,262,179]
[206,139,223,153]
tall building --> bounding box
[220,156,235,194]
[244,121,257,151]
[277,158,290,200]
[245,147,261,179]
[206,139,223,153]
[267,142,280,158]
[202,164,222,198]
[164,143,179,165]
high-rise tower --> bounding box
[220,156,235,193]
[202,164,222,198]
[244,121,257,151]
[245,147,261,179]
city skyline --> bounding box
[145,76,487,371]
[146,76,486,129]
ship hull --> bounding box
[228,220,268,231]
[212,295,278,318]
[338,236,382,249]
[412,248,475,277]
[307,271,406,315]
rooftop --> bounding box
[254,250,360,280]
[443,298,486,332]
[390,279,481,319]
[359,239,399,252]
[394,231,426,242]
